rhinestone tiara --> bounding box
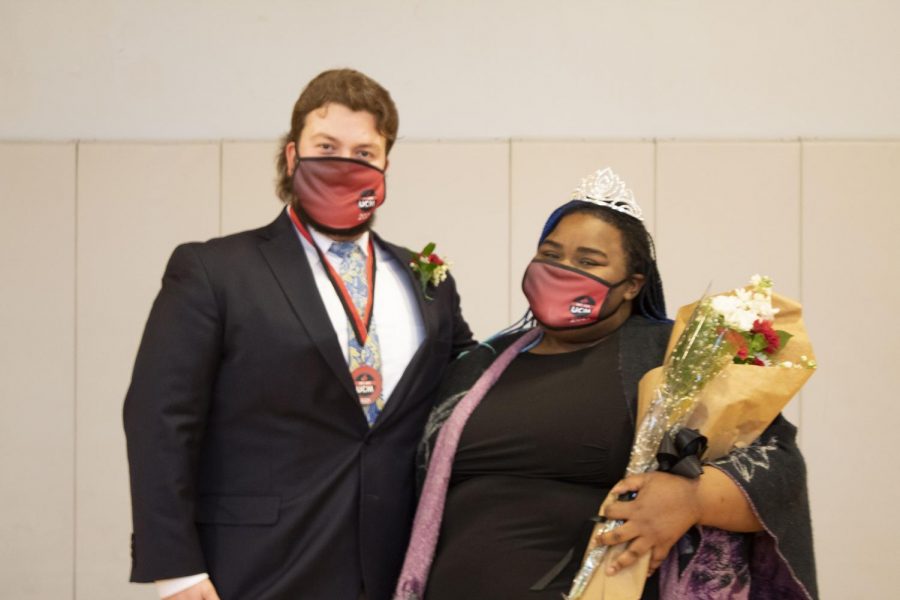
[570,167,643,221]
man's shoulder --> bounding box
[175,212,284,259]
[371,233,416,261]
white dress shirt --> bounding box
[301,224,426,400]
[155,215,425,597]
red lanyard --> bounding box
[289,206,376,345]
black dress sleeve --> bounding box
[658,414,816,599]
[707,414,818,599]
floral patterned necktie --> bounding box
[329,241,384,426]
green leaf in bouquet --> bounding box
[776,329,793,351]
[750,333,767,354]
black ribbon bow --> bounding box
[655,428,708,479]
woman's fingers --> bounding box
[607,537,653,575]
[609,474,648,497]
[602,496,637,522]
[596,521,638,546]
[648,545,669,574]
[595,473,702,578]
[606,472,700,549]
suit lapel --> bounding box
[374,235,440,341]
[370,235,440,428]
[258,211,359,404]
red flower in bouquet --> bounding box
[752,319,781,354]
[712,276,796,367]
[723,329,749,359]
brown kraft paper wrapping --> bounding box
[579,291,816,599]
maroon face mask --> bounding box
[292,157,386,230]
[522,259,629,330]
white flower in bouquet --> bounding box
[711,275,778,332]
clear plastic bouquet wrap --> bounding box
[567,276,816,600]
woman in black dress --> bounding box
[395,168,817,600]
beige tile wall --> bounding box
[0,143,76,598]
[75,143,220,599]
[655,142,804,425]
[1,139,896,599]
[801,141,900,599]
[656,142,802,306]
[379,141,510,339]
[221,141,283,236]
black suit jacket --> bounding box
[124,211,474,599]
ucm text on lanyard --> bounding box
[288,206,377,346]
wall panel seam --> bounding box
[797,140,805,447]
[218,141,224,236]
[506,139,513,325]
[652,138,659,237]
[73,141,80,600]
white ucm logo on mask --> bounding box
[569,295,596,316]
[358,189,377,211]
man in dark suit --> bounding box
[124,68,474,600]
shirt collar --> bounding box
[287,206,371,258]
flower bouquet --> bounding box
[567,275,817,600]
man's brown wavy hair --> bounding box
[275,69,399,202]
